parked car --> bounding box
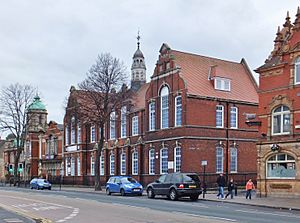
[30,178,52,190]
[106,176,143,196]
[146,173,202,201]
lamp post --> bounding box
[201,160,207,199]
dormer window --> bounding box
[215,78,231,91]
[295,57,300,85]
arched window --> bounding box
[120,152,126,175]
[77,122,81,143]
[160,86,169,129]
[71,117,76,144]
[267,153,296,178]
[110,153,115,175]
[272,105,290,135]
[132,151,139,175]
[175,96,182,127]
[174,147,181,172]
[149,102,156,131]
[160,148,168,174]
[216,147,223,173]
[100,152,104,176]
[121,106,127,138]
[149,149,155,175]
[295,57,300,84]
[110,111,116,139]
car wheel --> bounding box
[190,194,199,201]
[120,189,126,196]
[147,188,155,199]
[169,189,178,201]
[106,188,111,195]
[48,187,51,190]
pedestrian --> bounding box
[245,179,255,199]
[216,173,225,199]
[225,178,234,199]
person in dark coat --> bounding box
[225,178,234,199]
[216,173,225,199]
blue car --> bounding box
[30,178,52,190]
[106,176,143,196]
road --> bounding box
[0,187,299,223]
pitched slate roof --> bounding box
[171,49,258,104]
[131,83,150,111]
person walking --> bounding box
[225,178,234,199]
[245,179,255,199]
[216,173,225,199]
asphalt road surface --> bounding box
[0,187,299,223]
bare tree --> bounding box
[0,83,36,180]
[78,53,131,191]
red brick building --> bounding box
[256,8,300,197]
[63,40,259,187]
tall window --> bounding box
[110,112,116,139]
[120,152,126,175]
[149,149,155,175]
[149,102,156,131]
[65,125,69,146]
[174,147,181,172]
[132,151,138,175]
[77,122,81,143]
[160,86,169,129]
[216,147,223,173]
[216,105,224,128]
[160,148,168,174]
[267,153,296,178]
[272,105,290,135]
[175,96,182,127]
[132,116,139,136]
[100,153,104,176]
[71,117,76,144]
[230,107,238,129]
[295,57,300,84]
[90,126,95,142]
[77,157,81,176]
[230,147,237,173]
[71,157,75,176]
[110,153,115,175]
[121,106,127,138]
[91,156,95,176]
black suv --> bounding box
[146,173,202,201]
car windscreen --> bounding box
[183,174,200,183]
[121,177,137,184]
[37,179,48,183]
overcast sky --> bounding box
[0,0,299,131]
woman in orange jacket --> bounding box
[246,179,255,199]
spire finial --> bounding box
[137,29,141,49]
[293,6,300,31]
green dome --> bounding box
[28,95,46,111]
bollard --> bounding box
[235,184,238,196]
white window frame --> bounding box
[175,96,182,127]
[216,105,224,128]
[77,157,81,176]
[230,147,237,173]
[216,146,224,173]
[174,147,181,173]
[91,156,95,176]
[132,116,139,136]
[110,112,116,139]
[110,153,115,175]
[295,57,300,85]
[272,105,290,135]
[90,126,96,143]
[121,106,127,138]
[215,77,231,91]
[160,148,168,174]
[71,157,75,176]
[100,153,104,176]
[132,151,138,175]
[149,149,155,175]
[120,152,126,175]
[160,86,169,129]
[71,117,76,144]
[230,107,238,129]
[149,102,156,131]
[266,153,296,179]
[65,125,69,146]
[77,122,81,143]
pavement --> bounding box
[52,185,300,211]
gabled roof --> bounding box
[171,49,258,104]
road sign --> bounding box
[201,160,207,166]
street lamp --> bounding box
[201,160,207,199]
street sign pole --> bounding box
[201,160,207,199]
